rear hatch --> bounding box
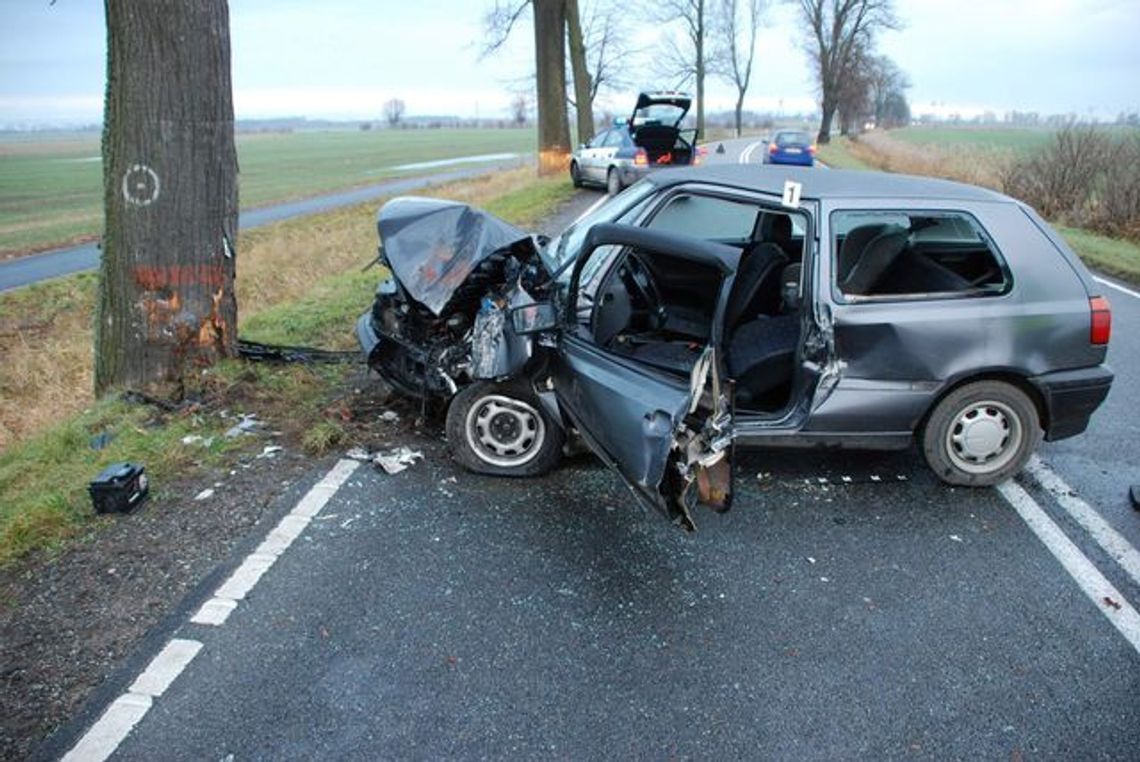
[628,91,696,166]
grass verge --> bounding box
[0,167,576,565]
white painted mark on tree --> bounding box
[122,163,160,206]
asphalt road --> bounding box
[45,139,1140,761]
[0,158,525,293]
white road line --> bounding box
[61,693,152,762]
[64,459,362,761]
[129,639,203,697]
[997,480,1140,655]
[1092,275,1140,300]
[1025,456,1140,588]
[62,639,204,761]
[739,140,765,164]
[573,193,609,224]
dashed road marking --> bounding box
[997,479,1140,656]
[62,459,361,762]
[1025,456,1140,588]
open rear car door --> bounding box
[550,224,738,531]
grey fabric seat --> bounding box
[727,313,800,406]
[838,224,909,295]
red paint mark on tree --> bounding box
[132,263,226,291]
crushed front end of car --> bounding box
[356,196,548,400]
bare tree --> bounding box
[534,0,572,173]
[97,0,238,395]
[867,55,910,128]
[383,98,407,127]
[510,90,531,125]
[583,2,632,105]
[834,39,872,136]
[565,0,595,143]
[711,0,766,137]
[794,0,899,144]
[651,0,710,138]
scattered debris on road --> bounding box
[224,413,263,439]
[88,462,149,515]
[194,488,215,501]
[1131,484,1140,509]
[373,446,424,475]
[257,445,284,459]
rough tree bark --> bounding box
[565,0,595,145]
[96,0,239,396]
[533,0,572,174]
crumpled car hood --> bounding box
[377,196,537,316]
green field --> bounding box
[886,125,1055,155]
[0,127,537,256]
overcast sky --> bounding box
[1,0,1137,125]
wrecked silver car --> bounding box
[358,166,1113,530]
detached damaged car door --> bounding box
[522,223,740,531]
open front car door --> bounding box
[550,224,739,531]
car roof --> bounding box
[647,164,1013,204]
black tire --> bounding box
[570,161,583,188]
[606,167,622,196]
[920,380,1042,486]
[446,380,564,477]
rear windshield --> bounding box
[633,104,686,126]
[775,131,811,146]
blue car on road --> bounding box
[764,129,816,166]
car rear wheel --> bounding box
[446,380,564,477]
[920,380,1042,486]
[570,161,583,188]
[606,167,622,196]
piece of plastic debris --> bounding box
[1131,484,1140,510]
[224,414,262,439]
[949,534,963,543]
[345,447,372,461]
[89,431,115,450]
[806,556,816,564]
[194,488,215,501]
[820,577,830,583]
[1103,596,1122,610]
[373,446,424,475]
[258,445,284,459]
[379,410,400,423]
[181,434,215,448]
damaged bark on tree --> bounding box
[96,0,239,396]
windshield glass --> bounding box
[542,181,655,277]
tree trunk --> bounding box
[817,94,836,144]
[734,92,744,137]
[695,0,706,140]
[534,0,571,175]
[565,0,594,146]
[96,0,238,396]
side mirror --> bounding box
[510,302,558,334]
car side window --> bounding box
[603,130,625,148]
[831,210,1011,300]
[644,193,759,243]
[588,131,608,149]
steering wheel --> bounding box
[622,253,666,330]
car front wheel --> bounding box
[446,380,564,477]
[920,380,1042,486]
[570,161,583,188]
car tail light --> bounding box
[808,144,817,155]
[1090,296,1111,345]
[694,145,708,165]
[634,149,648,166]
[657,152,673,165]
[768,143,777,154]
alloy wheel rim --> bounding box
[465,394,545,468]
